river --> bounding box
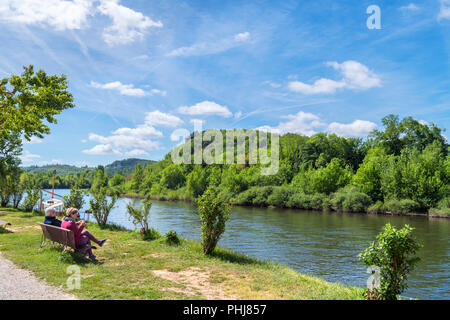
[45,189,450,300]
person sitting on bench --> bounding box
[43,207,63,227]
[61,207,107,260]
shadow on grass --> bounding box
[43,244,103,265]
[209,248,265,266]
[0,227,12,234]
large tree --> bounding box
[0,65,74,141]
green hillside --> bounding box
[105,158,154,174]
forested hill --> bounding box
[22,164,91,175]
[22,158,153,175]
[104,158,154,174]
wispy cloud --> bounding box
[438,0,450,20]
[90,81,165,97]
[399,3,420,12]
[167,32,251,57]
[288,61,381,95]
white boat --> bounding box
[42,198,64,211]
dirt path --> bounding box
[0,253,77,300]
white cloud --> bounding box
[82,143,121,155]
[257,111,377,138]
[438,0,450,20]
[125,149,148,157]
[0,0,94,30]
[234,111,243,119]
[90,81,146,97]
[83,112,175,156]
[399,3,420,11]
[257,111,326,136]
[112,125,163,138]
[20,150,41,163]
[145,111,184,127]
[0,0,162,45]
[90,81,166,97]
[327,120,377,137]
[24,136,43,144]
[167,32,251,57]
[288,78,346,95]
[98,0,163,45]
[288,61,381,95]
[178,101,232,118]
[87,132,160,151]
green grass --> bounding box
[0,208,363,300]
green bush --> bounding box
[358,224,421,300]
[367,201,385,214]
[428,196,450,216]
[232,186,273,207]
[126,200,152,239]
[197,186,231,255]
[383,199,421,214]
[142,228,161,241]
[165,230,181,245]
[267,186,295,207]
[331,187,372,213]
[287,192,312,210]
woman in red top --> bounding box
[61,208,107,260]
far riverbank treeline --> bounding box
[5,114,450,217]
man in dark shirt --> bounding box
[43,207,63,227]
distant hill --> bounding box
[22,164,92,175]
[22,158,154,176]
[105,158,153,175]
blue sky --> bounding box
[0,0,449,166]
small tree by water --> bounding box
[89,187,117,228]
[197,187,231,255]
[63,171,87,210]
[126,199,153,239]
[358,223,421,300]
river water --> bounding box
[46,189,449,300]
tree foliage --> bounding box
[197,187,231,254]
[358,224,421,300]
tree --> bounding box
[130,163,144,192]
[89,187,117,227]
[352,148,392,202]
[292,158,353,195]
[196,187,231,255]
[160,164,185,189]
[358,224,421,300]
[90,168,107,193]
[0,65,74,141]
[126,200,152,239]
[186,165,207,197]
[370,114,448,156]
[21,173,41,211]
[63,171,87,210]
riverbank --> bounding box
[0,208,363,300]
[117,191,450,219]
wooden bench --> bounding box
[37,223,92,257]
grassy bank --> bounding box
[0,208,362,300]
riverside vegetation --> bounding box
[13,115,449,217]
